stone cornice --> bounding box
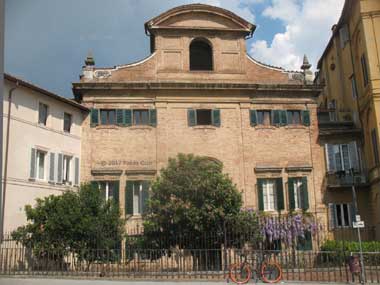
[73,82,322,98]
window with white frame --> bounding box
[125,180,150,215]
[325,142,360,172]
[293,178,303,209]
[63,155,72,184]
[36,150,46,180]
[38,103,48,126]
[329,203,353,228]
[98,181,118,201]
[263,179,277,211]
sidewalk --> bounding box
[0,277,351,285]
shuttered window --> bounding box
[329,203,354,229]
[257,178,284,211]
[257,110,271,125]
[36,150,46,180]
[96,181,120,205]
[325,142,360,172]
[371,129,380,166]
[187,109,221,127]
[125,180,150,215]
[63,155,72,184]
[288,177,309,211]
[38,103,48,126]
[360,54,369,87]
[100,109,116,125]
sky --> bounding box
[5,0,345,98]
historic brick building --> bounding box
[73,4,324,230]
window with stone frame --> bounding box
[100,109,116,125]
[125,180,150,215]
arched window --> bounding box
[189,38,213,71]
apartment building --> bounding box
[315,0,380,237]
[2,74,88,231]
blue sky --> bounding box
[5,0,344,98]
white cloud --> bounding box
[250,0,344,71]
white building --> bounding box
[2,74,88,231]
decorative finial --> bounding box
[300,54,311,71]
[85,50,95,66]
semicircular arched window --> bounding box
[189,38,213,71]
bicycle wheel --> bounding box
[261,261,282,283]
[229,263,252,284]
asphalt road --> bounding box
[0,278,347,285]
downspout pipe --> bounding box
[1,82,18,240]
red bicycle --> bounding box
[229,251,282,284]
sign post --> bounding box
[350,169,365,284]
[0,0,5,242]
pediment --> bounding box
[145,4,255,34]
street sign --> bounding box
[353,221,365,228]
[355,215,361,222]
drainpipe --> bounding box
[1,82,18,240]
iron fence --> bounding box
[0,247,379,283]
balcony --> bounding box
[317,109,361,137]
[326,170,369,188]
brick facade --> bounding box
[73,4,326,229]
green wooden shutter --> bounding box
[112,181,119,205]
[188,109,196,126]
[30,148,36,179]
[257,179,264,211]
[90,108,99,127]
[280,110,288,126]
[302,110,310,126]
[125,181,134,215]
[288,178,295,211]
[250,110,257,127]
[276,178,284,210]
[212,109,221,127]
[149,109,157,127]
[116,109,124,126]
[141,181,150,214]
[272,110,280,125]
[90,181,101,197]
[124,109,132,126]
[301,176,309,210]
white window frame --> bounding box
[333,203,352,228]
[62,155,72,184]
[293,179,303,210]
[133,182,143,215]
[263,179,277,211]
[36,150,47,180]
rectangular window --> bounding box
[326,142,359,172]
[63,155,72,184]
[131,181,150,215]
[100,109,116,125]
[63,112,72,133]
[257,110,271,125]
[287,110,301,125]
[196,109,212,125]
[133,109,149,126]
[36,150,46,180]
[339,25,349,48]
[334,203,352,227]
[293,178,303,210]
[371,129,380,166]
[351,76,358,99]
[99,181,118,201]
[38,103,48,126]
[361,54,369,87]
[263,179,277,211]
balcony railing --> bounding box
[326,170,368,187]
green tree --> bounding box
[142,154,260,251]
[12,183,124,269]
